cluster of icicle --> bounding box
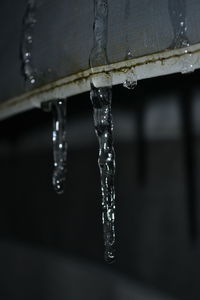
[20,0,195,263]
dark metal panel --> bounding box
[0,0,200,106]
[32,0,93,86]
[0,0,26,101]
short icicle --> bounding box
[168,0,194,73]
[90,0,116,262]
[51,99,68,194]
[21,0,37,86]
[123,0,137,89]
[123,50,137,90]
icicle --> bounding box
[21,0,37,86]
[42,99,68,194]
[123,50,137,90]
[90,0,116,263]
[48,99,68,194]
[89,0,109,71]
[168,0,194,73]
[90,84,116,263]
[123,0,137,89]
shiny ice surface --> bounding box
[90,85,116,263]
[51,99,67,194]
[90,0,116,262]
[168,0,194,73]
[123,1,137,89]
[21,0,37,86]
[123,51,137,90]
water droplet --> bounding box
[181,53,194,74]
[20,0,37,86]
[123,67,137,89]
[30,77,36,84]
[123,51,137,90]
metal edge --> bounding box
[0,43,200,120]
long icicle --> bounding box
[51,99,68,194]
[90,0,116,263]
[90,85,116,263]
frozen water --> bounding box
[50,99,68,194]
[89,0,109,70]
[21,0,37,86]
[123,0,137,89]
[123,50,137,90]
[90,84,116,263]
[168,0,194,73]
[42,99,67,195]
[90,0,116,262]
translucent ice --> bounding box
[90,0,116,262]
[21,0,37,86]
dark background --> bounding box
[0,71,200,299]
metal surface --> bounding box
[0,0,200,119]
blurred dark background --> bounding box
[0,71,200,299]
